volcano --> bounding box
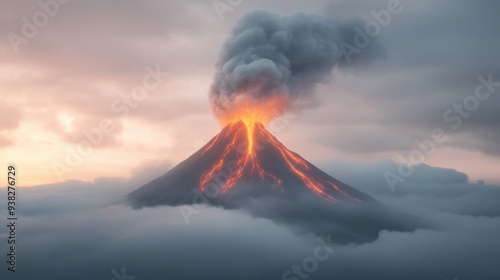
[127,121,418,242]
[128,120,375,207]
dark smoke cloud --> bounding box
[210,10,380,119]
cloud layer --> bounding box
[1,161,499,279]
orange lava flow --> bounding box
[261,129,336,201]
[262,129,363,202]
[198,92,364,202]
[198,117,363,202]
[199,119,282,193]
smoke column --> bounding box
[210,10,375,124]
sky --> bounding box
[1,1,500,279]
[1,0,500,187]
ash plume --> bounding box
[210,10,380,121]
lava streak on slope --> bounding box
[198,119,363,203]
[199,120,281,194]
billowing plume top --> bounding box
[210,10,376,124]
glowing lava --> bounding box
[198,116,363,203]
[214,95,288,127]
[199,120,277,193]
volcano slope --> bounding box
[127,121,420,243]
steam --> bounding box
[210,10,377,121]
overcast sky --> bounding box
[1,2,500,278]
[1,0,500,186]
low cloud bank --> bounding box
[0,161,499,280]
